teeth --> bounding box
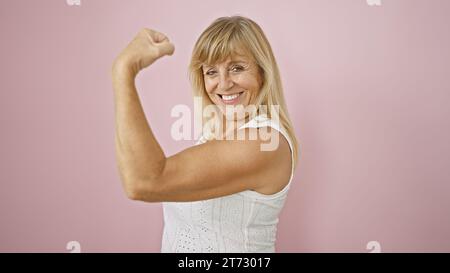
[222,93,241,101]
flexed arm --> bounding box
[111,28,175,199]
[111,29,291,203]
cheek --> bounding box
[204,78,216,93]
[238,75,260,94]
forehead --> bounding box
[202,52,252,68]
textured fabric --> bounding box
[161,114,295,253]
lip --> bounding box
[217,91,244,105]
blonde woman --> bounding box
[112,16,299,252]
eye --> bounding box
[230,65,244,72]
[205,69,217,76]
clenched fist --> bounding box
[112,28,175,78]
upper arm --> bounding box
[134,127,292,202]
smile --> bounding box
[217,91,244,105]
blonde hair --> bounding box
[189,15,299,168]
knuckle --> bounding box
[139,28,150,35]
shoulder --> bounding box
[240,127,292,195]
[210,126,292,194]
[207,127,289,166]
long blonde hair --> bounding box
[189,15,299,168]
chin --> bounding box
[219,105,253,122]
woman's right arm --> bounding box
[112,28,291,203]
[112,28,174,199]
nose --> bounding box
[217,71,234,91]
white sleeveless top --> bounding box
[161,114,295,252]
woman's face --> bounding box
[202,52,263,120]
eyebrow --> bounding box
[202,60,249,70]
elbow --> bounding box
[117,171,142,201]
[119,160,167,202]
[123,177,160,202]
[124,185,142,201]
[117,171,145,201]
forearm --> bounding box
[112,63,166,196]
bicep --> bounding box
[139,128,287,202]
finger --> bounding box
[157,41,175,56]
[146,29,169,43]
[154,31,169,43]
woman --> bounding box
[112,16,299,252]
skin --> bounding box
[112,28,291,202]
[202,53,263,138]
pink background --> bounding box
[1,0,449,252]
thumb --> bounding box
[156,40,175,56]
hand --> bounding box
[112,28,175,78]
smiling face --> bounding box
[202,52,263,121]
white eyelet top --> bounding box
[161,114,295,253]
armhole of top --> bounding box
[195,134,207,145]
[237,117,295,200]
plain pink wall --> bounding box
[1,0,449,252]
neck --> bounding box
[220,114,253,140]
